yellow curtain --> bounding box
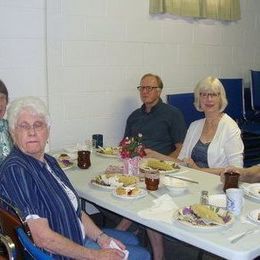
[149,0,241,21]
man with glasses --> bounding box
[124,73,186,157]
[117,73,186,260]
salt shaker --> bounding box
[200,190,209,205]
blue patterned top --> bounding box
[0,146,83,259]
[191,139,210,168]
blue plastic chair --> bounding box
[0,197,52,259]
[16,228,52,260]
[219,78,245,122]
[166,93,203,127]
[219,78,260,135]
[219,78,260,167]
[250,70,260,112]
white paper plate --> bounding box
[248,209,260,224]
[96,151,119,158]
[59,162,75,171]
[91,180,122,190]
[53,153,76,170]
[247,184,260,198]
[53,153,77,161]
[91,174,138,190]
[208,194,227,208]
[139,159,180,174]
[175,205,234,231]
[112,188,147,200]
[241,183,260,201]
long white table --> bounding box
[65,153,260,260]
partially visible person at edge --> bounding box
[117,73,186,260]
[0,96,150,260]
[0,79,12,164]
[146,76,244,176]
[220,166,260,183]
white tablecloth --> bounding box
[65,152,260,260]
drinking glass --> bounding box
[223,171,240,192]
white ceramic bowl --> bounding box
[161,176,188,194]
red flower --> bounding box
[119,134,146,159]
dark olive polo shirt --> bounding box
[124,99,186,155]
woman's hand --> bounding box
[220,167,241,183]
[97,233,125,251]
[96,234,126,260]
[182,158,199,169]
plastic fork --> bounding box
[229,229,258,243]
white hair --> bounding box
[7,96,51,130]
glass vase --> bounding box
[123,156,141,176]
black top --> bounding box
[124,99,186,155]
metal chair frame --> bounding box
[0,233,16,259]
[250,70,260,112]
[0,197,52,259]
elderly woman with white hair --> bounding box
[146,76,244,175]
[0,96,150,260]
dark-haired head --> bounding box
[0,79,8,103]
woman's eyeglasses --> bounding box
[16,121,46,132]
[137,86,160,92]
[200,92,220,98]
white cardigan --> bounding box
[178,114,244,168]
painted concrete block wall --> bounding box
[1,0,260,151]
[47,0,260,150]
[0,1,47,102]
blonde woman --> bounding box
[146,76,244,175]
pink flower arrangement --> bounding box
[119,134,146,159]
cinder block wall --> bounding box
[0,1,47,102]
[1,0,260,150]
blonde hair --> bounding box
[193,76,228,112]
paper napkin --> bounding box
[109,240,129,260]
[138,194,178,223]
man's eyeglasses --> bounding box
[200,92,220,99]
[16,121,47,132]
[137,86,160,92]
